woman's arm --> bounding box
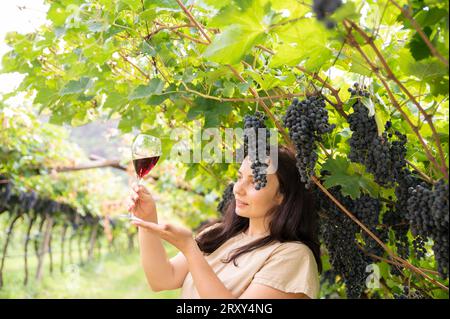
[131,219,312,298]
[184,243,236,299]
[128,184,188,292]
[138,227,188,291]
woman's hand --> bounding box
[130,219,195,255]
[126,183,157,222]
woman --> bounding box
[126,145,322,299]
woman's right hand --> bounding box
[126,183,157,222]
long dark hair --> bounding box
[196,145,322,273]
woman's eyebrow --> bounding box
[238,171,253,178]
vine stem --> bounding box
[405,159,435,184]
[388,0,448,67]
[146,22,194,39]
[343,21,448,180]
[295,66,348,119]
[345,20,448,179]
[118,52,150,80]
[356,242,440,276]
[181,83,307,102]
[175,0,211,44]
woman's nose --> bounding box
[233,180,245,197]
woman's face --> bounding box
[233,157,283,219]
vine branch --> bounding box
[175,0,211,44]
[388,0,448,67]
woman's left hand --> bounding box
[131,218,195,254]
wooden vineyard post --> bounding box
[24,213,37,285]
[77,227,84,265]
[60,223,68,273]
[48,225,54,275]
[0,206,21,288]
[88,224,98,261]
[35,216,53,282]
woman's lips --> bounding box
[236,199,249,208]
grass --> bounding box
[0,240,181,299]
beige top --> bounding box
[179,226,320,299]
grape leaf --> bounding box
[128,78,165,100]
[60,77,91,96]
[321,156,378,199]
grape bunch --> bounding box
[347,89,408,187]
[381,169,427,274]
[407,179,449,278]
[316,185,368,298]
[243,112,271,190]
[217,182,235,216]
[348,82,370,97]
[282,96,335,188]
[313,0,343,29]
[382,206,410,265]
[354,195,387,258]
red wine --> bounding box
[133,156,160,179]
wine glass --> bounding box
[125,134,161,220]
[132,133,162,185]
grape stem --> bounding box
[175,0,211,44]
[405,159,435,184]
[295,66,348,119]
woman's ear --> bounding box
[275,190,284,206]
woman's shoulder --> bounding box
[270,240,316,259]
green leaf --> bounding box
[128,78,165,100]
[185,164,199,181]
[321,156,378,199]
[87,20,110,33]
[270,19,332,69]
[103,92,128,111]
[209,0,271,29]
[187,98,233,127]
[408,27,433,61]
[146,94,168,106]
[34,88,59,106]
[414,8,448,27]
[203,25,266,65]
[330,1,360,22]
[141,40,156,56]
[222,81,235,97]
[144,0,178,10]
[60,77,91,95]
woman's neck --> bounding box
[245,217,270,236]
